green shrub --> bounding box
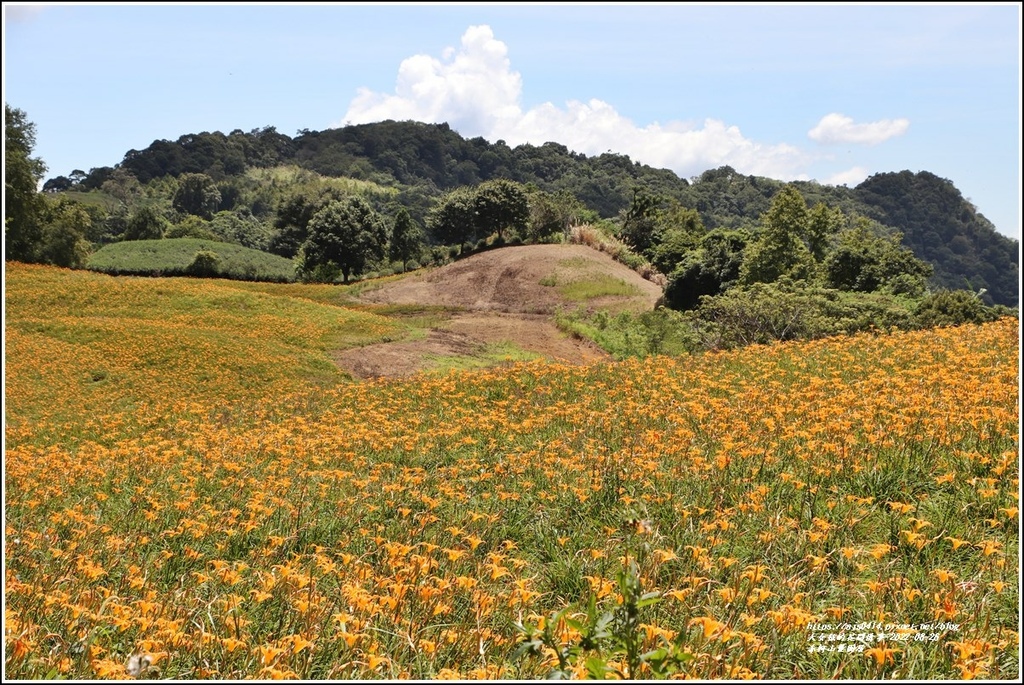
[914,289,1006,328]
[186,249,221,277]
[166,216,219,241]
[298,261,341,284]
[687,280,917,349]
[556,307,698,359]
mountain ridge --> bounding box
[46,119,1019,307]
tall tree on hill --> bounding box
[806,202,846,262]
[123,205,167,241]
[100,168,143,208]
[526,188,585,242]
[473,179,529,241]
[5,104,48,262]
[389,206,425,271]
[428,187,478,254]
[663,228,750,310]
[650,203,706,274]
[43,176,73,193]
[300,197,387,283]
[269,186,347,258]
[740,185,816,285]
[824,219,933,296]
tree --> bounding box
[914,289,1003,328]
[649,203,705,274]
[739,185,815,285]
[762,185,809,237]
[664,229,749,310]
[300,197,387,283]
[824,220,933,295]
[38,198,92,268]
[100,167,143,207]
[473,178,529,241]
[525,190,561,242]
[187,249,221,277]
[166,215,219,241]
[173,173,222,219]
[123,205,167,241]
[269,186,346,258]
[527,188,584,242]
[389,206,425,270]
[209,210,272,251]
[688,281,918,350]
[618,187,662,257]
[43,176,73,193]
[81,166,115,191]
[428,186,478,253]
[75,200,112,244]
[806,202,845,261]
[5,104,48,262]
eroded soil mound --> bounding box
[337,244,663,378]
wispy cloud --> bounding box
[341,25,908,185]
[808,113,910,146]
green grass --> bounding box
[369,305,458,341]
[557,256,591,269]
[557,274,642,300]
[556,308,695,359]
[86,238,298,282]
[55,189,121,212]
[540,258,643,301]
[244,165,400,198]
[423,341,542,373]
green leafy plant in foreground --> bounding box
[514,559,693,679]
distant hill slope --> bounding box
[854,171,1019,307]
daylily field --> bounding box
[3,262,1019,680]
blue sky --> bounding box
[4,2,1021,240]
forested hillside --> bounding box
[33,118,1018,306]
[853,171,1018,303]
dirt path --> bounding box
[335,244,663,379]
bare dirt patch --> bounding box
[335,244,663,378]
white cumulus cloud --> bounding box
[823,166,870,187]
[341,25,857,184]
[808,113,910,146]
[342,25,522,136]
